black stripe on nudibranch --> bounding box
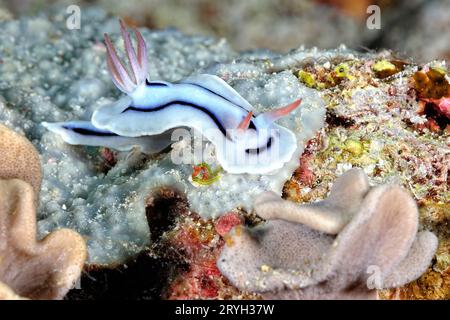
[63,126,119,137]
[245,137,273,155]
[145,79,169,87]
[122,101,229,137]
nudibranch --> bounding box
[43,21,301,174]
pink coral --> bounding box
[214,212,243,236]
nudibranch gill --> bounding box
[43,20,301,174]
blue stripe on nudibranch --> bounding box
[144,76,253,127]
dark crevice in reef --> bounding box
[145,187,189,243]
[325,109,356,128]
[423,102,449,130]
[66,187,190,300]
[65,251,174,300]
[240,208,264,228]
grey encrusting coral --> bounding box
[217,169,438,299]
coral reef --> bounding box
[283,54,449,299]
[217,169,438,299]
[67,189,250,300]
[412,67,450,133]
[0,125,86,300]
[0,5,447,299]
[3,0,362,52]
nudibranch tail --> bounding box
[257,99,302,126]
[104,21,148,94]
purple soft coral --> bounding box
[217,169,438,299]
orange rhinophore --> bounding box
[237,111,253,130]
[258,99,302,125]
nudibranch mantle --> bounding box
[44,20,302,175]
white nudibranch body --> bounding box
[42,120,174,154]
[43,20,302,174]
